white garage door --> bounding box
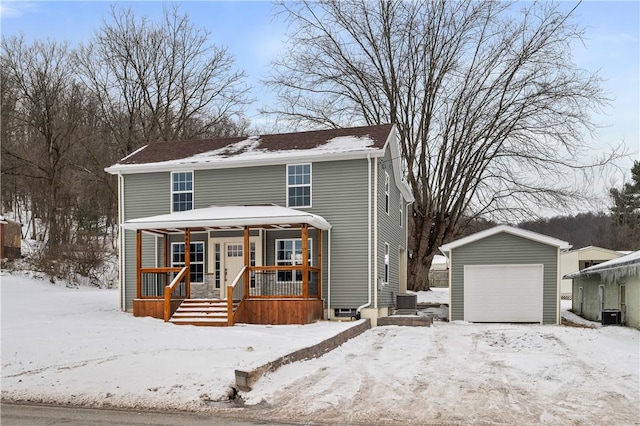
[464,264,543,323]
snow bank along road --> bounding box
[242,324,639,425]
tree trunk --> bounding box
[408,205,455,291]
[408,211,438,291]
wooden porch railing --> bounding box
[139,267,186,298]
[227,266,247,326]
[247,265,321,298]
[163,266,189,321]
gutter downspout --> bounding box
[373,157,378,311]
[556,247,561,325]
[357,154,373,316]
[118,173,125,311]
[327,228,332,319]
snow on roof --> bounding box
[123,205,332,231]
[565,250,640,280]
[182,134,376,165]
[432,255,448,265]
[565,245,623,257]
[440,225,570,252]
[105,124,392,174]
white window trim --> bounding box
[384,242,390,284]
[384,172,390,215]
[286,163,312,208]
[171,171,194,213]
[399,196,403,228]
[171,241,204,284]
[275,238,313,266]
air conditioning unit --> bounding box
[397,294,417,310]
[601,309,621,326]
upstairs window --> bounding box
[287,164,311,207]
[172,171,193,212]
[384,172,390,215]
[399,196,403,228]
[384,243,390,284]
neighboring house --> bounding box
[0,216,21,261]
[106,124,414,326]
[429,254,449,288]
[560,246,625,299]
[430,254,449,271]
[565,251,640,329]
[440,225,570,324]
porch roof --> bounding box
[122,205,331,233]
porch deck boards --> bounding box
[133,299,182,319]
[237,299,324,325]
[134,297,324,326]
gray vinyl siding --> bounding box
[123,173,170,310]
[376,147,405,308]
[450,232,559,324]
[197,159,370,308]
[304,160,370,308]
[120,159,371,311]
[195,165,283,206]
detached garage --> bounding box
[440,225,570,324]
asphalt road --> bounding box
[0,403,296,426]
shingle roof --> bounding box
[116,124,393,166]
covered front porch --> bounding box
[123,205,330,326]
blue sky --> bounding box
[1,1,638,190]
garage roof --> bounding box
[440,225,570,253]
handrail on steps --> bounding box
[164,266,189,322]
[227,266,247,326]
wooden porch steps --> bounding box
[169,298,234,326]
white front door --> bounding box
[224,243,245,287]
[209,236,262,298]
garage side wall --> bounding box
[450,233,559,324]
[573,274,640,329]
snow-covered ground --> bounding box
[0,271,359,410]
[412,287,449,305]
[2,272,639,425]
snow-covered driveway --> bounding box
[245,323,640,425]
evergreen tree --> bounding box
[610,161,640,229]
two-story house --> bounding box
[106,124,414,326]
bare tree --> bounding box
[269,0,622,289]
[1,36,85,249]
[75,4,250,159]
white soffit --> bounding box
[440,225,570,253]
